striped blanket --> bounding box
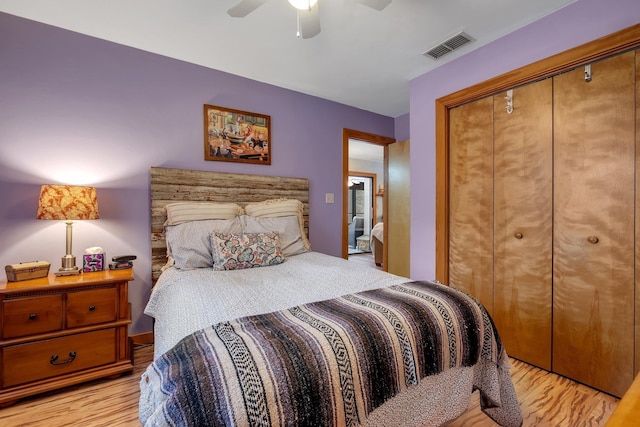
[140,281,522,426]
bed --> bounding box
[370,222,383,266]
[139,167,522,427]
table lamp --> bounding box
[36,184,100,274]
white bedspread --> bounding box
[145,251,407,358]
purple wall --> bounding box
[394,113,409,142]
[0,13,394,334]
[408,0,640,280]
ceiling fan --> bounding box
[227,0,392,39]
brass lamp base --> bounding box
[55,254,81,276]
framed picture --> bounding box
[204,104,271,165]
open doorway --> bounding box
[347,173,376,254]
[342,129,394,269]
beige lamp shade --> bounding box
[36,185,100,220]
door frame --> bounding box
[435,24,640,283]
[342,129,395,269]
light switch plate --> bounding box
[325,193,334,203]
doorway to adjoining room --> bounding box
[347,174,375,255]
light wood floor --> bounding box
[349,252,382,270]
[446,358,618,426]
[0,344,620,426]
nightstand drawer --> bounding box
[2,294,63,339]
[2,328,116,388]
[66,287,117,328]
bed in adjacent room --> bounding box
[139,167,522,427]
[371,222,383,266]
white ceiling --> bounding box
[0,0,575,117]
[350,139,383,162]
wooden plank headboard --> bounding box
[150,167,309,284]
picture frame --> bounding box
[203,104,271,165]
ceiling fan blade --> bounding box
[356,0,391,11]
[227,0,268,17]
[299,3,321,39]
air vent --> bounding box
[423,32,475,60]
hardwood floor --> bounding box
[0,344,619,426]
[446,358,618,426]
[349,252,381,270]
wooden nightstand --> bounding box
[0,269,134,407]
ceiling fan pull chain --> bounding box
[296,9,301,38]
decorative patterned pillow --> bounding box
[243,198,310,251]
[165,218,242,270]
[210,232,285,271]
[164,202,243,226]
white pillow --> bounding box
[239,215,308,257]
[164,202,243,226]
[243,198,310,251]
[165,218,242,269]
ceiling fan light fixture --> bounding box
[288,0,318,10]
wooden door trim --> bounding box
[342,129,395,266]
[436,23,640,282]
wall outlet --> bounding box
[325,193,334,204]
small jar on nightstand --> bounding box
[0,269,134,407]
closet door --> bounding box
[636,49,640,380]
[553,51,636,397]
[493,79,553,371]
[449,97,494,312]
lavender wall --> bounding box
[0,13,394,334]
[394,113,409,142]
[408,0,640,280]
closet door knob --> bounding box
[514,232,523,239]
[587,236,599,244]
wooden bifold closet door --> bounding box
[493,79,553,372]
[448,98,494,313]
[448,49,637,397]
[553,51,636,398]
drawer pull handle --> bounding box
[50,351,77,366]
[514,232,523,239]
[587,236,599,244]
[29,313,37,320]
[89,305,96,311]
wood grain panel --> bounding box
[492,79,553,371]
[448,98,494,312]
[553,51,636,397]
[636,49,640,382]
[66,287,117,328]
[150,167,309,284]
[387,139,410,277]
